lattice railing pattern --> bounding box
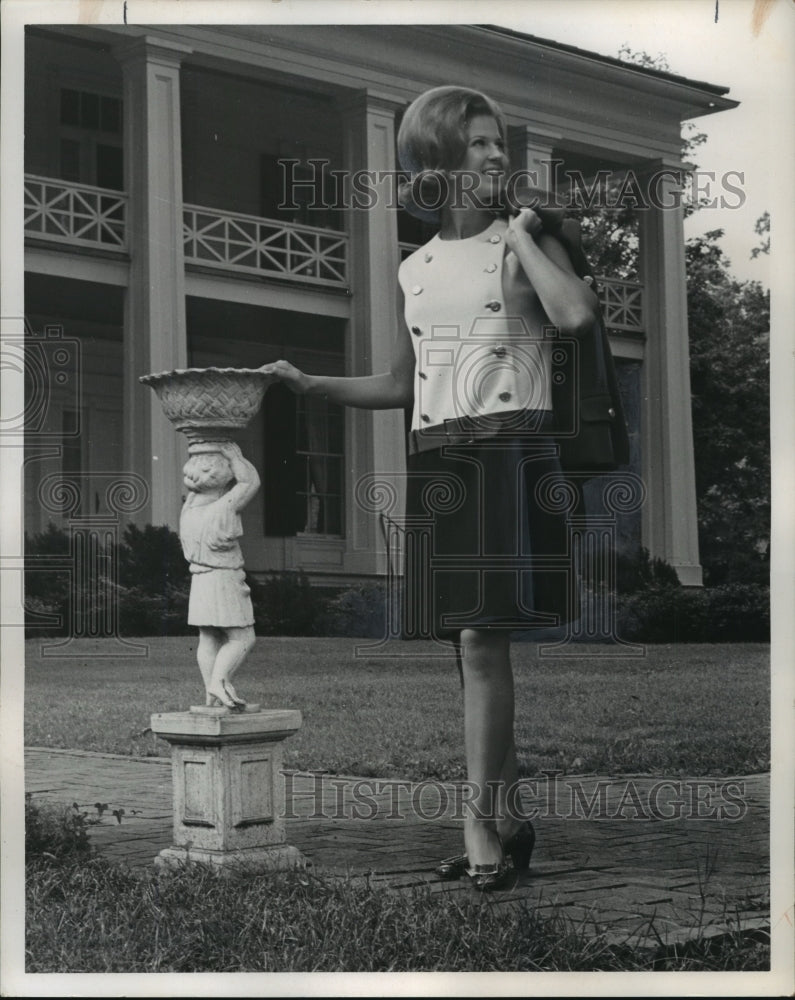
[598,277,644,333]
[24,175,127,250]
[183,205,348,288]
[24,179,642,330]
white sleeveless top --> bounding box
[398,217,552,434]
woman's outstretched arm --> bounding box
[506,208,599,337]
[261,286,415,410]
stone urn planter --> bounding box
[140,365,305,872]
[139,366,276,440]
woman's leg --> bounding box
[459,627,514,867]
[497,735,522,841]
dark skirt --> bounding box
[402,416,575,640]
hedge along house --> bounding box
[23,22,737,590]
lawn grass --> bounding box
[24,637,770,779]
[25,858,769,973]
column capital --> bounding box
[114,34,193,69]
[506,123,563,151]
[634,156,691,184]
[337,88,404,120]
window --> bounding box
[261,153,342,230]
[296,395,344,535]
[62,408,82,515]
[263,384,344,537]
[60,89,122,134]
[59,87,123,189]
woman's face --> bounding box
[451,114,508,204]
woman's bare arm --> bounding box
[261,286,415,409]
[506,209,598,336]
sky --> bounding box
[495,0,790,287]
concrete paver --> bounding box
[24,746,770,949]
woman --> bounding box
[262,86,599,890]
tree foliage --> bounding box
[578,46,771,587]
[750,210,770,259]
[685,229,770,584]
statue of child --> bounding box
[179,440,260,709]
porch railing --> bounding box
[183,205,349,289]
[23,178,641,329]
[24,175,127,251]
[598,277,644,333]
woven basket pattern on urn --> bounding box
[140,367,275,431]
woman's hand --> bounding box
[506,207,543,250]
[259,359,311,394]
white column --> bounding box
[116,37,192,529]
[638,161,703,585]
[339,91,404,575]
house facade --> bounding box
[23,22,737,588]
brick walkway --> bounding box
[25,747,770,949]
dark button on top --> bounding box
[418,371,428,380]
[499,391,512,402]
[485,300,501,312]
[420,413,431,423]
[411,326,422,337]
[493,345,507,357]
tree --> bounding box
[578,48,771,586]
[685,228,770,583]
[570,48,709,281]
[751,210,770,259]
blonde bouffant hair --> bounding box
[397,86,507,222]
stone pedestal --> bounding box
[150,706,305,872]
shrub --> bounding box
[616,581,769,643]
[615,546,681,594]
[704,582,770,642]
[116,582,191,636]
[25,795,94,863]
[24,525,72,636]
[617,584,707,642]
[320,582,390,637]
[117,523,190,593]
[249,571,327,636]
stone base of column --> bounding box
[673,563,704,587]
[151,706,305,873]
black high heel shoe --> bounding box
[436,853,468,880]
[466,858,511,892]
[502,820,536,870]
[436,821,535,881]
